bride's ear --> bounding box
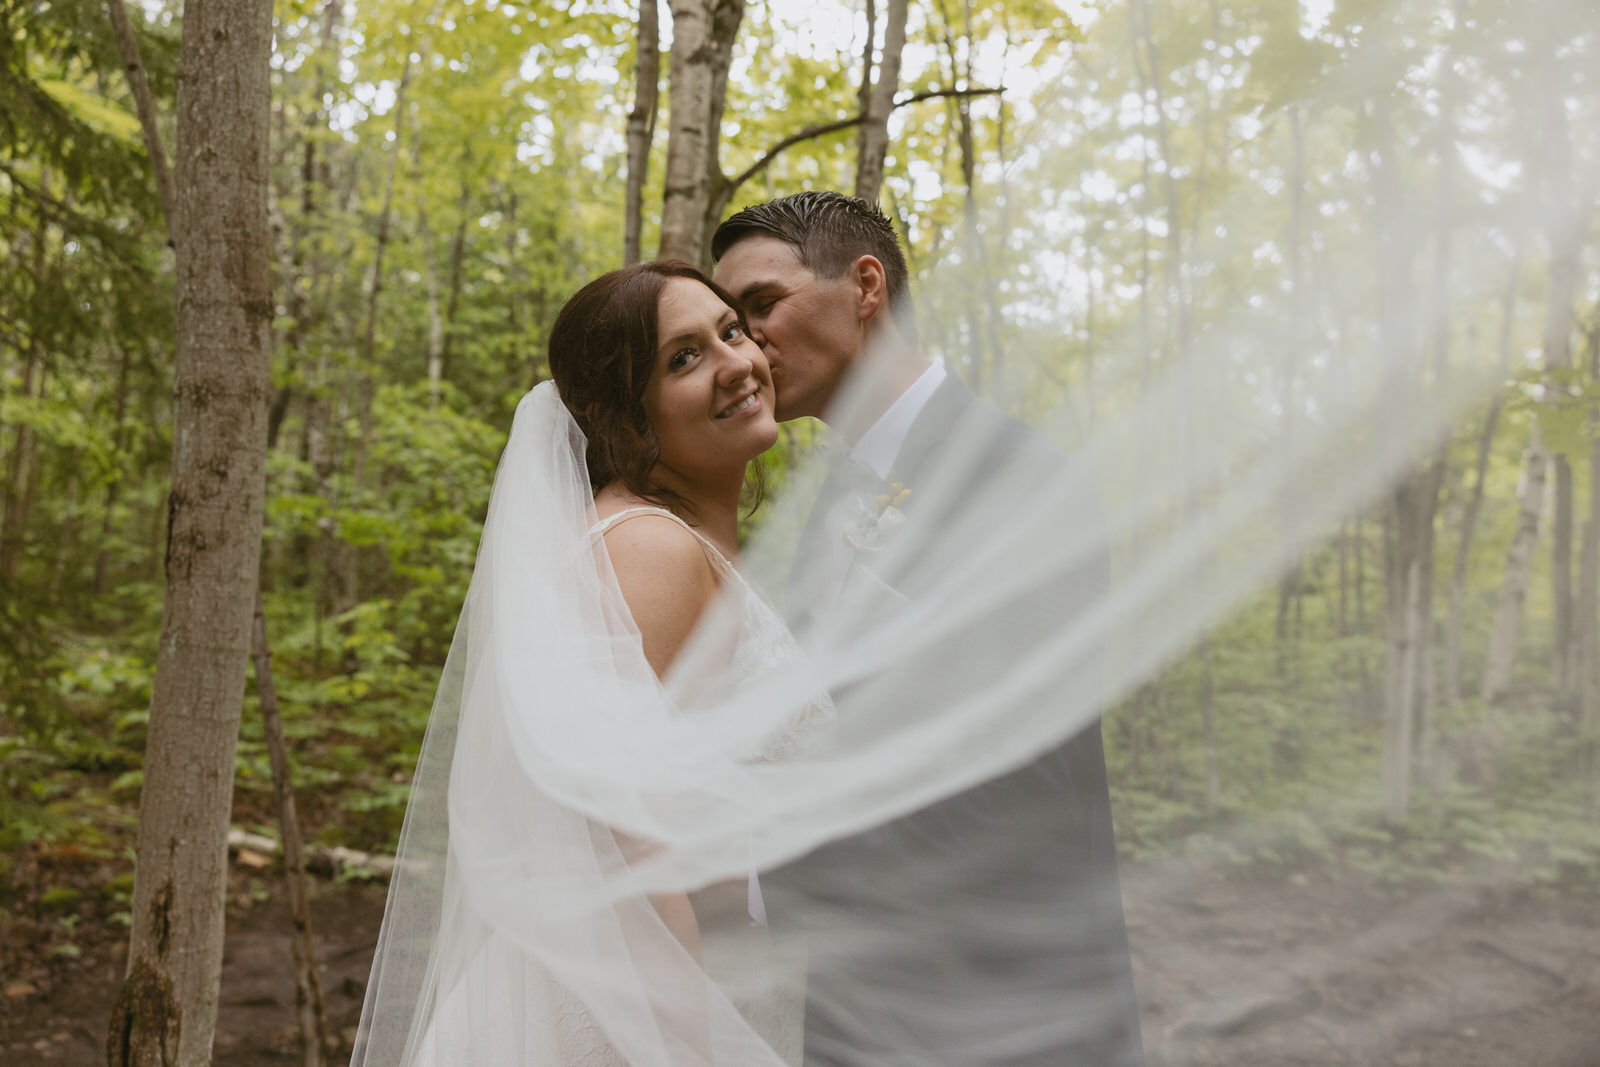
[852,255,889,322]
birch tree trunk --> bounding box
[853,0,907,204]
[105,0,273,1057]
[1482,438,1549,703]
[624,0,660,265]
[1371,79,1438,822]
[659,0,743,267]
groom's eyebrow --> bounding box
[734,280,780,306]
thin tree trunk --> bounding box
[1483,438,1549,703]
[107,0,176,228]
[49,453,81,597]
[439,172,470,385]
[251,593,331,1066]
[1445,256,1520,704]
[339,49,416,614]
[624,0,660,265]
[1539,47,1579,699]
[421,199,444,400]
[94,339,135,596]
[1276,105,1306,676]
[854,0,907,204]
[106,0,273,1056]
[1580,321,1600,810]
[1371,79,1435,822]
[1,171,50,584]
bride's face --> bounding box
[643,278,779,479]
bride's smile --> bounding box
[644,275,780,481]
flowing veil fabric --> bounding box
[351,383,793,1066]
[353,4,1595,1060]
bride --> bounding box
[351,260,818,1065]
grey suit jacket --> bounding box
[779,374,1145,1066]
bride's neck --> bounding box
[646,465,744,558]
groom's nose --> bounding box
[744,315,769,349]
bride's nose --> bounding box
[714,341,756,386]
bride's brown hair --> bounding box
[548,260,754,509]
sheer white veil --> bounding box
[351,383,791,1065]
[353,1,1596,1060]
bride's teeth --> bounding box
[720,394,756,417]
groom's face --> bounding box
[715,236,865,422]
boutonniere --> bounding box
[843,479,911,552]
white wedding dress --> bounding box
[353,384,826,1067]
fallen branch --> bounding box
[227,828,395,880]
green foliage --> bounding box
[0,0,1596,895]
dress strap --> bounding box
[590,505,738,578]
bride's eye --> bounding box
[721,321,746,343]
[668,347,696,371]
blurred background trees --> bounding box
[1,0,1598,1026]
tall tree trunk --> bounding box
[338,49,416,616]
[108,0,176,230]
[421,198,444,400]
[1482,438,1549,704]
[1,172,50,583]
[1276,105,1306,677]
[1580,321,1600,810]
[1445,255,1520,704]
[105,0,273,1058]
[94,338,135,596]
[659,0,743,267]
[623,0,660,265]
[1371,82,1437,823]
[853,0,907,204]
[439,172,470,383]
[1540,76,1579,698]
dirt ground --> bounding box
[3,856,1597,1065]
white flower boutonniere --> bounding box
[843,481,911,552]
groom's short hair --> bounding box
[712,191,915,334]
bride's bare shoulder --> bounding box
[593,492,717,674]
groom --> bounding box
[713,192,1145,1066]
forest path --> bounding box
[3,862,1596,1064]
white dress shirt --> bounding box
[803,360,948,629]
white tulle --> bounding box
[351,4,1591,1061]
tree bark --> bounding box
[659,0,743,267]
[624,0,660,265]
[853,0,907,204]
[105,0,274,1058]
[1482,438,1548,704]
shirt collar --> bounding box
[849,360,948,481]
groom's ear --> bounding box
[850,255,889,322]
